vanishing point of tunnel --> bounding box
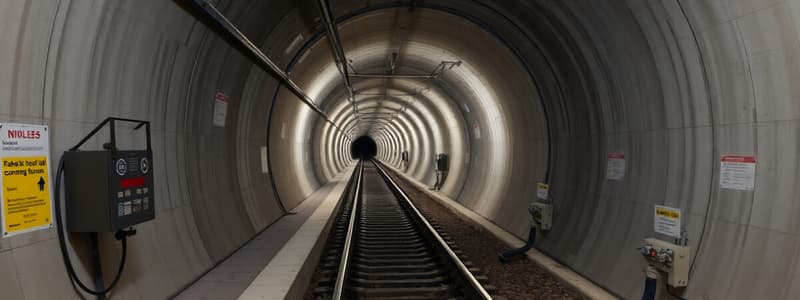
[0,0,797,299]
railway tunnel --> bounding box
[0,0,798,299]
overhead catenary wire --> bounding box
[173,0,348,138]
[316,0,361,129]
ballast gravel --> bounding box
[387,171,582,300]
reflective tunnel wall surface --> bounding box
[0,1,338,298]
[0,0,799,299]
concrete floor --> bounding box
[174,174,344,300]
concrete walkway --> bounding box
[176,167,354,300]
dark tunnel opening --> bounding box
[351,136,377,159]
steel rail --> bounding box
[331,160,363,300]
[371,160,493,300]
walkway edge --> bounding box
[381,163,619,300]
[238,166,356,300]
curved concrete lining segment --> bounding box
[0,0,799,299]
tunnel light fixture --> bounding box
[285,33,304,55]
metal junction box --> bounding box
[641,237,690,287]
[64,150,154,232]
[531,202,553,231]
[435,153,449,171]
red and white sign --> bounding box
[6,130,41,140]
[720,155,756,191]
[606,153,626,180]
[1,124,47,155]
[213,92,229,127]
[472,122,481,139]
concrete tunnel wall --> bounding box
[0,0,798,299]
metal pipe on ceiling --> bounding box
[355,92,418,97]
[350,73,437,79]
[173,0,346,136]
[317,0,359,117]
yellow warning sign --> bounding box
[1,157,52,236]
[655,206,680,219]
[1,123,53,237]
[654,205,681,238]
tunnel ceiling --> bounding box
[300,7,534,139]
[271,2,548,212]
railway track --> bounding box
[310,160,497,300]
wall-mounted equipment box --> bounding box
[640,237,690,287]
[63,117,154,233]
[435,153,449,171]
[64,151,154,232]
[531,202,553,231]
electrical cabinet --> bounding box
[640,237,690,287]
[435,153,449,171]
[64,150,154,232]
[62,118,155,232]
[530,202,552,231]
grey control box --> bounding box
[63,150,154,232]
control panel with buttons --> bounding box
[64,150,155,232]
[640,237,690,287]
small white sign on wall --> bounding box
[260,146,269,174]
[654,205,681,238]
[212,92,229,127]
[720,155,756,191]
[472,122,481,139]
[606,153,626,180]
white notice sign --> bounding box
[720,155,756,191]
[606,153,626,180]
[213,92,229,127]
[260,146,269,174]
[654,205,681,238]
[472,122,481,139]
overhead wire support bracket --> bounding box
[349,73,437,79]
[347,60,459,134]
[173,0,346,136]
[317,0,359,121]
